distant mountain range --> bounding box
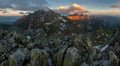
[92,15,120,27]
[0,16,20,25]
[0,16,20,29]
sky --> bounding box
[0,0,120,16]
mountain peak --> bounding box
[12,10,62,30]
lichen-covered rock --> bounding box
[0,60,8,66]
[8,38,15,44]
[25,63,31,66]
[8,57,16,66]
[30,49,49,66]
[63,47,82,66]
[8,48,30,66]
[80,62,89,66]
[73,35,87,51]
[56,46,68,66]
[109,51,119,66]
[0,44,5,55]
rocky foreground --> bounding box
[0,10,120,66]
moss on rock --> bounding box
[30,49,49,66]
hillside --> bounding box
[0,10,119,66]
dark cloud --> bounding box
[111,5,120,9]
[25,11,33,14]
[19,12,25,14]
[0,0,49,11]
[19,11,33,15]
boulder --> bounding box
[8,48,30,66]
[62,47,82,66]
[30,49,49,66]
[56,46,68,66]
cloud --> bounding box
[0,0,49,11]
[55,4,88,15]
[2,10,9,13]
[111,5,120,9]
[19,12,25,14]
[0,9,9,13]
[19,11,33,15]
[25,11,33,14]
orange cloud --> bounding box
[56,3,88,15]
[72,4,86,11]
[59,6,69,10]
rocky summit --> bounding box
[0,10,120,66]
[12,10,61,30]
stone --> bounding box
[80,62,89,66]
[30,49,49,66]
[0,44,5,55]
[8,48,30,66]
[56,46,68,66]
[63,47,82,66]
[0,60,8,66]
